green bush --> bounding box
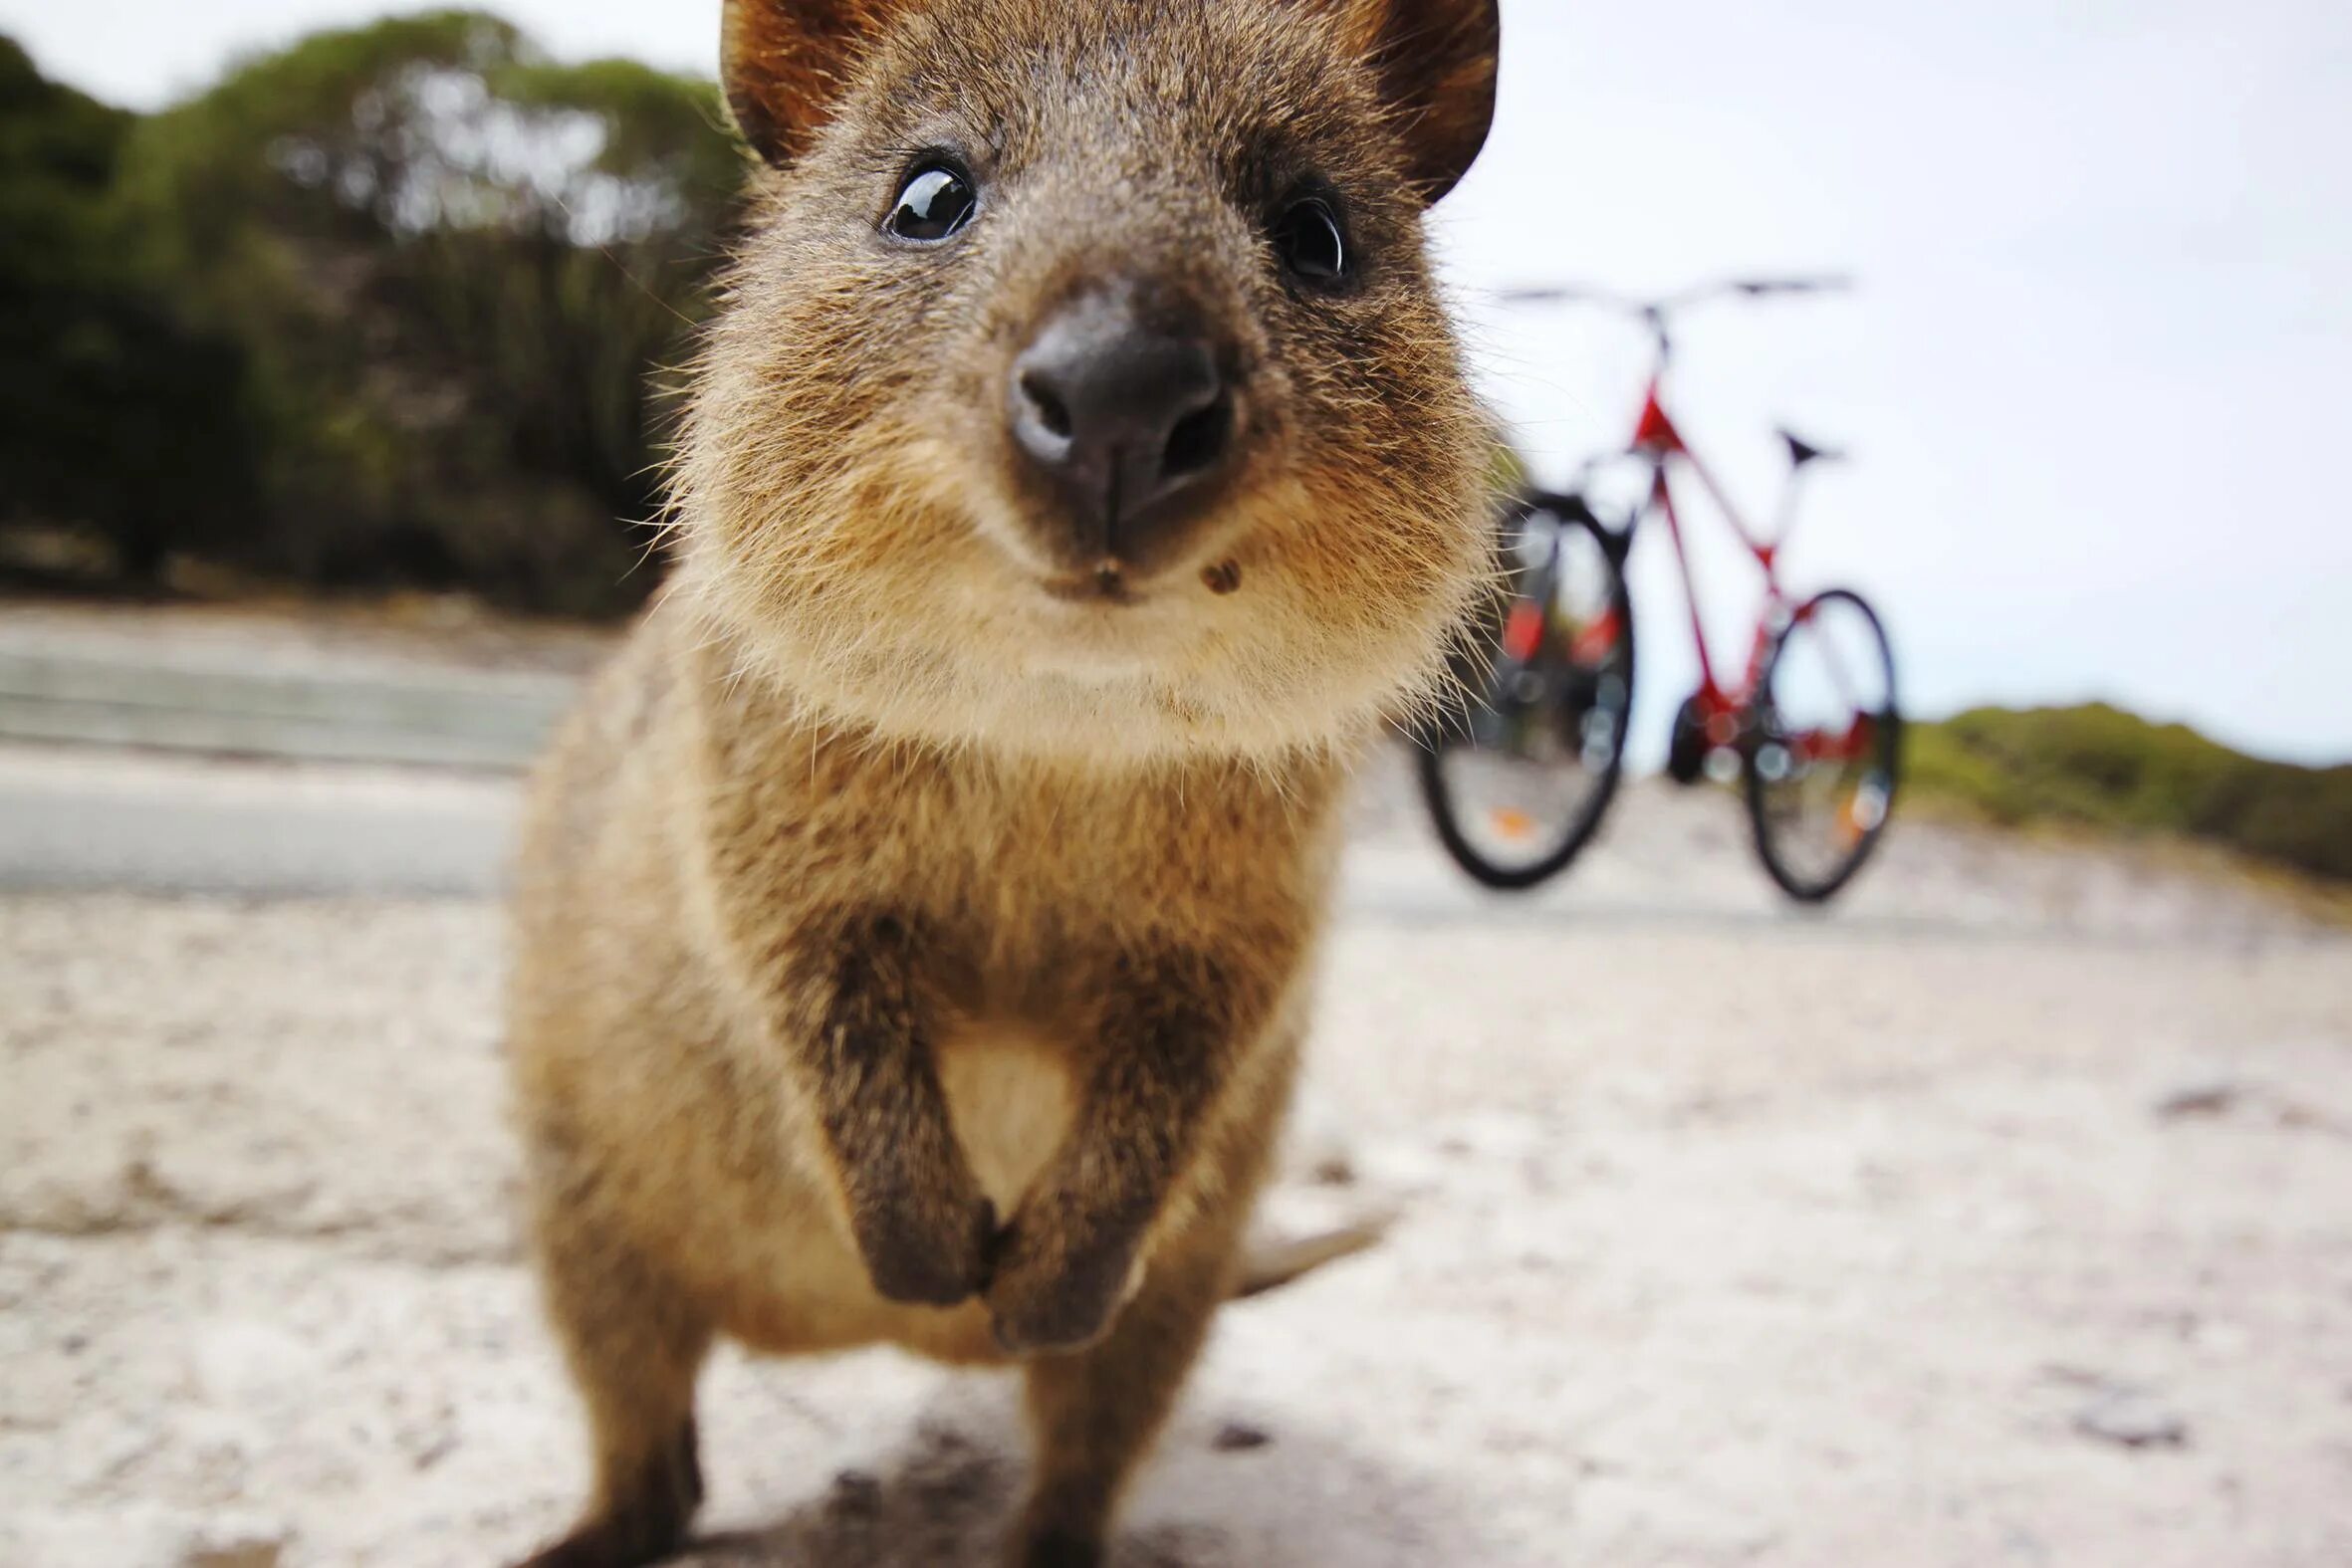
[1908,704,2352,883]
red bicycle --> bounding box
[1417,278,1901,902]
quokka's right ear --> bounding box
[723,0,908,166]
[1329,0,1502,205]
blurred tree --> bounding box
[115,10,744,612]
[0,37,258,584]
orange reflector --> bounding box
[1490,807,1536,840]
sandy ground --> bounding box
[5,755,2352,1567]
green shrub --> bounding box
[1908,704,2352,883]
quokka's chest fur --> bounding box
[673,620,1354,1007]
[515,605,1346,1351]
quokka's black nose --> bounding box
[1008,289,1237,568]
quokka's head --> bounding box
[677,0,1501,763]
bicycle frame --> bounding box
[1500,277,1879,757]
[1625,375,1798,748]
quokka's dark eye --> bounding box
[1271,196,1347,286]
[884,163,978,243]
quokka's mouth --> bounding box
[1040,563,1143,606]
[1038,554,1245,607]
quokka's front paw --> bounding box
[985,1216,1142,1355]
[850,1183,998,1307]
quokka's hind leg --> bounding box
[515,1209,714,1568]
[1008,1225,1239,1568]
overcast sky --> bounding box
[7,0,2348,763]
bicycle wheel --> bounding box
[1743,587,1900,902]
[1418,505,1634,891]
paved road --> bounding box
[1,737,2328,951]
[0,743,516,897]
[0,608,578,773]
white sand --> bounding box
[5,770,2350,1567]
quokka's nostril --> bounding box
[1021,372,1073,441]
[1161,394,1232,481]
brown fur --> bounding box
[508,2,1499,1564]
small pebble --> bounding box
[2074,1390,2189,1449]
[1212,1420,1272,1453]
[1309,1154,1356,1187]
[2154,1078,2238,1118]
[178,1527,287,1568]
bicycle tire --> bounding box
[1417,507,1635,891]
[1743,587,1901,903]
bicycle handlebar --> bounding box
[1490,275,1850,359]
[1494,275,1852,312]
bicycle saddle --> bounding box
[1778,427,1846,467]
